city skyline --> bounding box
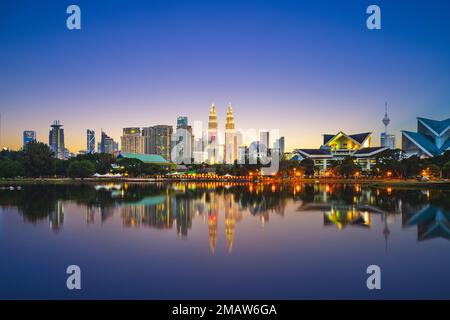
[1,1,450,152]
[3,105,449,156]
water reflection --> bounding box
[0,183,449,251]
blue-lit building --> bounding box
[402,117,450,158]
[100,131,116,154]
[23,130,36,148]
[87,129,95,154]
[177,116,188,128]
[49,120,65,159]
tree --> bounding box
[76,153,115,174]
[428,164,441,178]
[67,160,95,178]
[335,157,360,178]
[401,155,421,178]
[443,161,450,178]
[0,158,25,178]
[55,159,69,177]
[22,141,55,177]
[277,160,302,178]
[143,163,167,175]
[300,159,315,177]
[374,149,405,177]
[118,158,144,177]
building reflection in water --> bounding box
[208,193,218,254]
[403,205,450,241]
[49,200,64,232]
[323,208,371,230]
[1,182,449,251]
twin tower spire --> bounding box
[207,102,235,164]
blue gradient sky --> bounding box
[1,0,449,152]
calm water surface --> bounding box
[0,182,449,299]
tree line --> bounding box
[0,141,168,178]
[1,142,450,179]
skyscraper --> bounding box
[100,131,115,154]
[23,130,36,149]
[142,125,173,161]
[121,127,144,154]
[381,102,396,149]
[177,116,188,128]
[224,103,235,164]
[259,130,270,157]
[49,120,65,159]
[260,131,270,149]
[193,120,205,164]
[207,103,218,164]
[87,129,95,154]
[274,136,285,156]
[175,116,194,164]
[233,130,243,162]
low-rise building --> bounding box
[117,152,174,170]
[293,132,387,173]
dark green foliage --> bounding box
[22,141,55,177]
[67,160,96,178]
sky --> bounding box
[0,0,449,152]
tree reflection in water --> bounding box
[0,182,449,247]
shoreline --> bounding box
[0,177,449,189]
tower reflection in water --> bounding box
[1,182,449,252]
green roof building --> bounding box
[117,152,173,167]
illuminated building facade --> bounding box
[293,132,387,173]
[143,125,173,161]
[233,131,243,162]
[224,103,235,164]
[274,136,285,157]
[402,117,450,158]
[100,130,116,154]
[87,129,95,154]
[260,131,269,151]
[23,130,36,149]
[207,103,218,164]
[48,120,65,159]
[174,116,194,164]
[121,127,144,154]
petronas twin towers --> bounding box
[207,102,236,164]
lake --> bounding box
[0,182,449,299]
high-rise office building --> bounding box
[237,145,247,164]
[174,116,194,164]
[260,131,270,149]
[274,136,285,156]
[193,121,205,164]
[177,116,188,128]
[233,130,243,162]
[100,131,115,154]
[121,127,144,154]
[142,125,173,161]
[381,102,396,149]
[49,120,65,159]
[23,130,36,149]
[259,131,270,157]
[207,103,218,164]
[224,103,235,164]
[87,129,95,154]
